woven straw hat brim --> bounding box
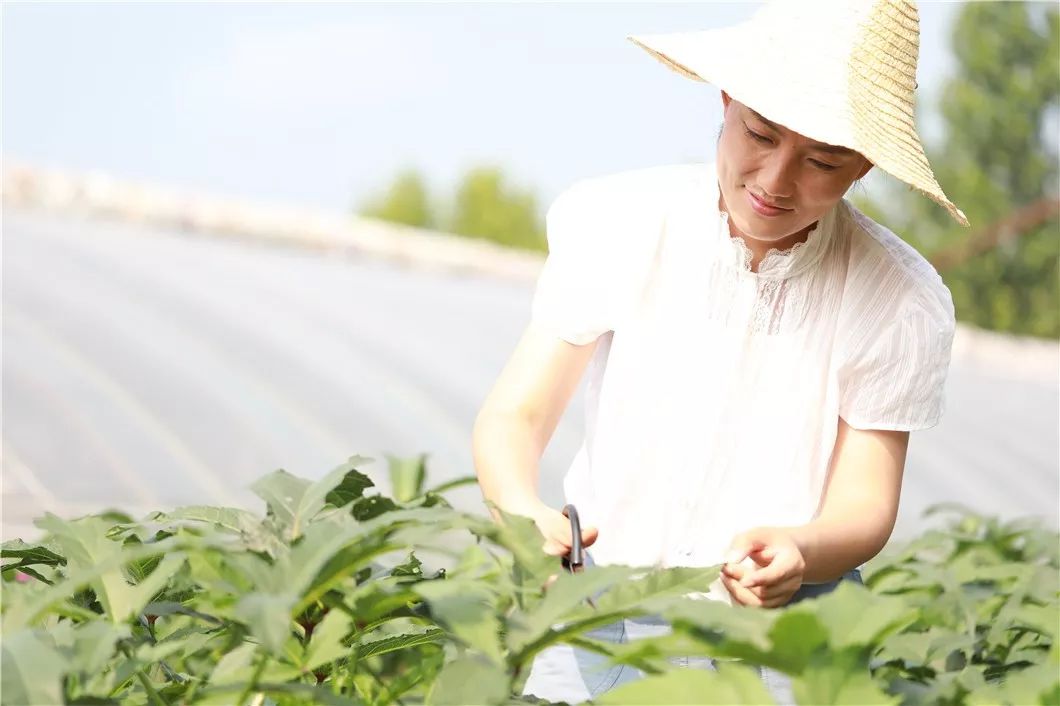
[628,1,969,227]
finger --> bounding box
[722,563,746,581]
[541,537,567,556]
[721,574,762,607]
[741,556,798,588]
[750,545,778,562]
[756,577,802,603]
[737,579,799,609]
[726,577,763,608]
[760,585,800,608]
[744,575,802,602]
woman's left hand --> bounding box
[722,526,806,608]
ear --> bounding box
[721,90,732,112]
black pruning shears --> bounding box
[560,504,597,610]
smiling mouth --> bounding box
[750,192,791,210]
[747,190,794,217]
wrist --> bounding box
[491,496,548,521]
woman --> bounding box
[472,1,966,702]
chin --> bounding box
[731,210,796,242]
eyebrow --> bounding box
[747,108,858,156]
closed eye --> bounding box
[744,126,773,144]
[810,159,839,171]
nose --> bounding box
[757,149,798,200]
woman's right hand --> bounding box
[534,505,599,557]
[530,504,599,592]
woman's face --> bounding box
[716,92,873,242]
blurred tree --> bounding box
[448,167,546,252]
[855,1,1059,337]
[359,168,436,229]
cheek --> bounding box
[804,173,856,205]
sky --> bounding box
[3,2,959,219]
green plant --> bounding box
[2,455,1056,705]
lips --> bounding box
[747,190,792,217]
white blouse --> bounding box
[530,163,955,601]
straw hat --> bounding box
[628,0,969,226]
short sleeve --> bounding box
[530,170,674,345]
[838,285,957,431]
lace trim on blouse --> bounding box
[717,209,832,280]
[712,204,840,335]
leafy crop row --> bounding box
[2,455,1056,705]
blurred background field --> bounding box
[2,2,1057,544]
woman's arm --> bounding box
[723,416,910,605]
[788,416,910,583]
[472,320,598,522]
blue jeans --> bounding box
[520,551,863,705]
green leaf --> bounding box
[426,655,510,705]
[413,578,505,665]
[389,551,425,580]
[62,621,132,675]
[664,597,776,656]
[302,610,352,672]
[592,565,723,617]
[764,609,829,674]
[481,506,555,585]
[150,505,262,535]
[596,660,777,704]
[926,631,976,671]
[232,593,297,656]
[208,642,258,686]
[142,600,223,625]
[351,494,400,521]
[34,515,129,622]
[573,626,711,675]
[125,552,187,621]
[277,511,420,616]
[809,581,918,650]
[791,648,900,705]
[387,453,427,502]
[3,536,188,631]
[424,475,478,496]
[513,564,722,660]
[1,630,68,706]
[4,565,52,585]
[197,680,359,706]
[31,515,186,624]
[1012,603,1058,638]
[324,467,375,508]
[878,632,933,667]
[356,628,446,659]
[251,455,373,540]
[506,564,639,653]
[250,470,314,537]
[1,539,66,568]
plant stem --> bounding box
[119,644,168,706]
[236,653,270,706]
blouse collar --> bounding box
[709,178,838,281]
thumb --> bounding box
[581,525,599,545]
[541,537,567,556]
